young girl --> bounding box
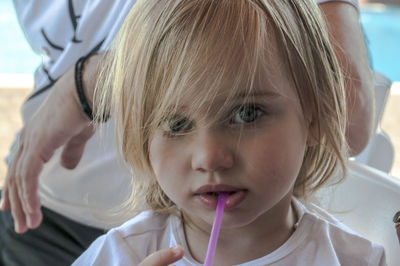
[74,0,386,265]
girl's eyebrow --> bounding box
[237,90,281,99]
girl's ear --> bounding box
[306,118,320,147]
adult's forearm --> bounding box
[319,1,375,156]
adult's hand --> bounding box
[0,55,100,233]
[139,246,184,266]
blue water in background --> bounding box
[0,0,41,75]
[0,1,399,81]
[361,6,400,82]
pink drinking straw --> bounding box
[203,192,229,266]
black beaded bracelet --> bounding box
[75,54,94,120]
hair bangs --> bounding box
[145,0,274,131]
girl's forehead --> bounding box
[185,32,298,106]
[180,51,297,106]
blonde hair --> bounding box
[95,0,347,218]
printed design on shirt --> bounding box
[69,0,82,43]
[41,65,57,87]
[29,0,106,102]
[40,29,64,52]
[28,38,106,102]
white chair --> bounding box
[313,161,400,266]
[354,72,394,173]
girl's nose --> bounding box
[191,130,235,172]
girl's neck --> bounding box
[182,194,298,265]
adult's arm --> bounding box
[0,54,100,233]
[319,1,375,156]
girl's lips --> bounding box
[195,190,248,210]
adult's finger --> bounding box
[9,129,46,226]
[0,141,23,212]
[139,246,184,266]
[9,180,27,233]
[18,153,44,229]
[0,158,16,212]
[0,185,10,211]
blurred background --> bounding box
[0,0,399,186]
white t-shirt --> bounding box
[73,198,386,266]
[8,0,359,229]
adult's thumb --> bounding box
[60,126,95,169]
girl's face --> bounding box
[149,55,315,236]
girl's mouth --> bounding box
[194,185,248,209]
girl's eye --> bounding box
[162,115,193,136]
[231,105,263,124]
